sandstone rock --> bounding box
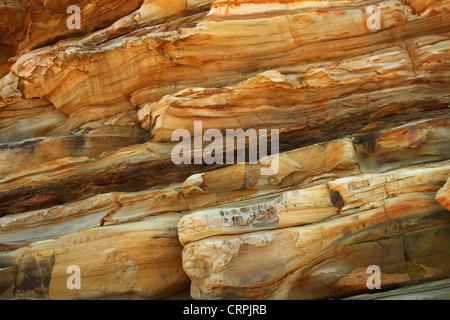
[0,249,22,299]
[4,0,449,128]
[0,98,68,143]
[0,0,146,76]
[178,184,337,246]
[354,119,450,173]
[0,142,194,216]
[6,213,188,300]
[182,163,450,299]
[0,0,449,300]
[181,139,360,210]
[137,45,449,142]
[344,278,450,300]
[436,177,450,211]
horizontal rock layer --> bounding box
[1,213,188,300]
[0,0,449,300]
[182,162,450,299]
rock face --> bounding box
[0,0,449,300]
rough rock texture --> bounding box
[0,0,449,300]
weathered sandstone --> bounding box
[0,0,449,300]
[182,163,450,299]
[1,214,189,300]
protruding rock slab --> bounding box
[181,139,360,210]
[181,164,450,299]
[4,213,189,300]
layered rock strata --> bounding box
[0,0,449,300]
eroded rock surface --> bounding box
[0,0,449,300]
